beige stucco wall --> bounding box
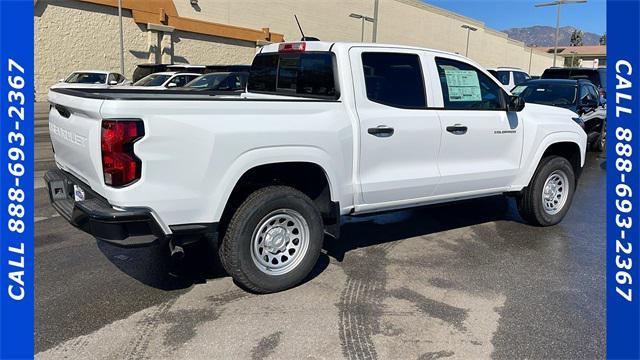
[35,1,147,100]
[173,0,556,74]
[34,0,256,101]
[35,0,558,101]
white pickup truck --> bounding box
[46,41,586,293]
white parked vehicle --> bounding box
[46,42,586,293]
[51,70,129,89]
[129,71,200,89]
[487,67,531,92]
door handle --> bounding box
[368,125,395,138]
[446,124,468,135]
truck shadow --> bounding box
[324,195,519,262]
[98,195,520,291]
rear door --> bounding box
[350,47,442,205]
[430,56,523,195]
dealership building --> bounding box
[35,0,557,101]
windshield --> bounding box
[518,83,577,107]
[133,74,171,86]
[185,73,229,89]
[65,72,107,84]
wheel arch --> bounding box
[513,132,586,189]
[212,146,343,238]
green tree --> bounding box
[599,33,606,45]
[570,29,584,46]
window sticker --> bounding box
[444,69,482,102]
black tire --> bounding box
[517,156,576,226]
[219,186,323,293]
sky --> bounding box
[424,0,606,35]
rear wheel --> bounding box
[219,186,323,293]
[517,156,576,226]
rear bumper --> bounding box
[44,168,165,247]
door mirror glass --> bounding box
[507,95,525,112]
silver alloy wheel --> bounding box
[251,209,310,276]
[541,170,570,215]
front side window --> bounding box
[436,58,505,110]
[361,52,426,109]
[248,52,337,99]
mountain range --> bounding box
[502,26,603,47]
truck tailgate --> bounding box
[48,90,105,193]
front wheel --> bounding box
[219,186,323,293]
[517,156,576,226]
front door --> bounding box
[431,56,524,196]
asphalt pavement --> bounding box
[35,103,605,359]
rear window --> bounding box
[248,52,338,99]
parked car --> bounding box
[541,67,607,98]
[46,41,586,293]
[130,72,201,89]
[182,72,249,92]
[511,79,605,151]
[487,67,531,92]
[51,70,129,89]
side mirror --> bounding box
[166,82,178,88]
[58,78,64,83]
[507,95,525,112]
[109,80,118,85]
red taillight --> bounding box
[598,88,606,97]
[101,120,144,187]
[278,42,306,53]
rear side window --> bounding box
[248,52,338,99]
[494,70,511,85]
[436,57,505,110]
[361,52,426,109]
[513,72,530,85]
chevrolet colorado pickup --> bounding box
[46,41,587,293]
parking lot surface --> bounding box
[35,105,605,359]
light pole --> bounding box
[117,0,124,75]
[372,0,379,43]
[349,13,375,42]
[534,0,587,67]
[461,24,478,57]
[528,45,536,73]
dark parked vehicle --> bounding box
[183,72,249,92]
[541,67,607,98]
[512,78,606,151]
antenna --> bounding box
[294,15,306,40]
[294,15,320,41]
